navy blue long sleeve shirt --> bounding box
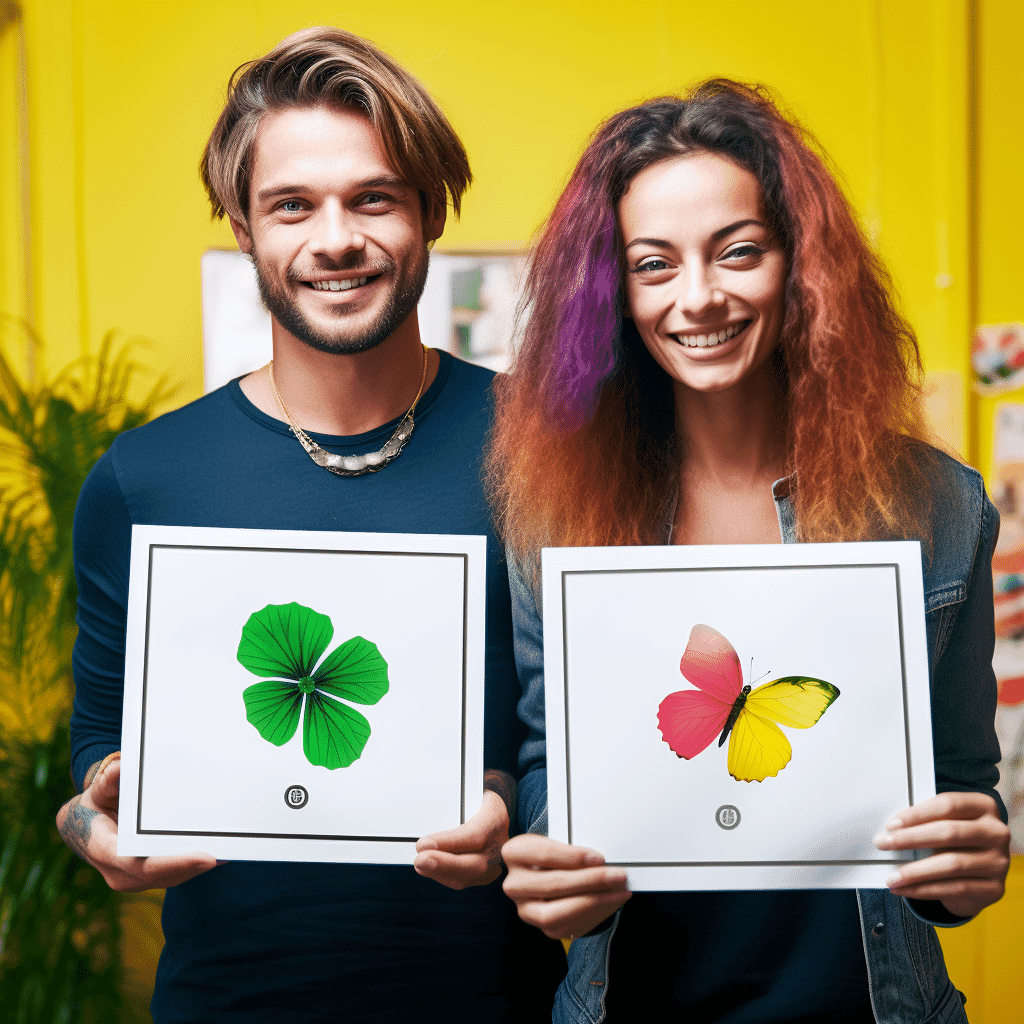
[70,352,562,1023]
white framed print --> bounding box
[118,525,486,864]
[541,542,935,890]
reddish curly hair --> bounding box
[487,80,931,559]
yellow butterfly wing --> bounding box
[727,677,840,783]
[727,712,792,782]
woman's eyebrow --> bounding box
[624,219,767,251]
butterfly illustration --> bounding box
[657,624,839,782]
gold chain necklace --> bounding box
[267,346,429,477]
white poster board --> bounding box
[542,542,934,890]
[118,525,486,864]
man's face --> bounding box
[232,105,443,355]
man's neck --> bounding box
[240,317,439,436]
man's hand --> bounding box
[55,752,218,892]
[501,834,631,940]
[413,789,508,889]
[874,791,1010,918]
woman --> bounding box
[487,81,1009,1023]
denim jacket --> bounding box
[511,449,1003,1024]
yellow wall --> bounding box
[2,0,1021,1017]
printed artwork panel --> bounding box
[543,543,934,889]
[119,527,485,863]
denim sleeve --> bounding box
[507,552,549,835]
[930,488,1005,818]
[908,481,1004,928]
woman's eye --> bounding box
[722,244,764,262]
[633,258,670,275]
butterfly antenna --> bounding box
[750,658,771,687]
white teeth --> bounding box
[312,277,369,292]
[675,321,747,348]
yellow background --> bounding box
[2,0,1022,1018]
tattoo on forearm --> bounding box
[60,797,99,860]
[484,769,517,824]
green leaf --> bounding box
[313,636,389,705]
[237,602,333,679]
[242,679,303,746]
[302,692,371,769]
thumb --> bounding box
[88,752,122,812]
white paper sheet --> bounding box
[542,542,934,890]
[118,525,486,864]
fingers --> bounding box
[412,794,508,889]
[875,813,1009,853]
[88,753,122,816]
[875,792,1010,919]
[502,833,607,871]
[510,889,632,941]
[501,834,631,940]
[882,792,999,831]
[114,853,220,892]
[413,849,502,890]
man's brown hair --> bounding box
[200,27,471,228]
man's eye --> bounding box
[363,193,388,206]
[280,200,304,214]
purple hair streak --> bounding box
[544,209,622,430]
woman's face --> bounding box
[618,151,787,397]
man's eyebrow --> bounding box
[624,219,767,251]
[254,175,412,205]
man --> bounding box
[56,27,561,1022]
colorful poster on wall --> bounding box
[972,322,1024,395]
[990,403,1024,851]
[117,525,486,864]
[540,542,934,891]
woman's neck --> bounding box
[671,362,788,545]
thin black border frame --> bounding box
[136,542,471,844]
[560,561,914,868]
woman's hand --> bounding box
[501,834,631,940]
[874,791,1010,918]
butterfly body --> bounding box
[657,624,839,782]
[717,685,751,747]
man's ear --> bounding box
[229,215,254,255]
[425,206,447,247]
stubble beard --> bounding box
[252,245,430,356]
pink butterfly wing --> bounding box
[657,625,744,759]
[679,624,744,702]
[657,689,732,759]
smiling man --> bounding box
[56,27,562,1023]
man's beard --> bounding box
[252,245,429,356]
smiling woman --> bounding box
[487,79,1009,1024]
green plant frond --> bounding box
[0,322,168,1021]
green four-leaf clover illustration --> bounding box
[238,602,389,769]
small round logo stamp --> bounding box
[284,785,308,810]
[715,805,740,830]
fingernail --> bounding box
[606,868,628,883]
[415,839,438,852]
[583,852,605,866]
[874,833,891,848]
[885,872,902,887]
[884,816,903,831]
